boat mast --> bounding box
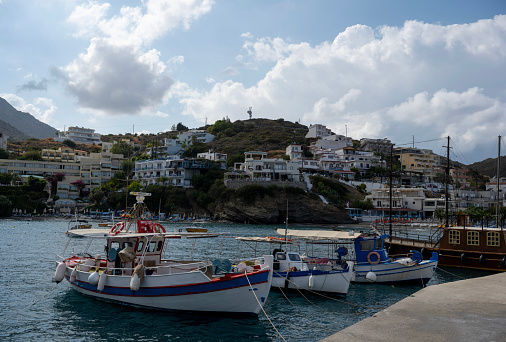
[389,143,393,239]
[445,136,450,228]
[497,135,501,229]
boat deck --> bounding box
[321,272,506,342]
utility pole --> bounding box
[445,136,450,228]
[497,136,501,229]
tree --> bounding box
[62,139,76,148]
[71,179,86,198]
[128,181,142,192]
[20,150,42,161]
[111,141,134,157]
[27,176,47,192]
[176,122,188,131]
[0,148,9,159]
[90,187,105,205]
[0,173,13,185]
[0,195,12,217]
[121,159,135,176]
[46,172,66,198]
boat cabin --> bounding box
[354,235,389,264]
[273,250,306,272]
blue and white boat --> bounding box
[236,235,353,295]
[54,192,273,316]
[352,234,438,285]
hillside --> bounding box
[206,118,309,158]
[468,156,506,178]
[0,97,58,140]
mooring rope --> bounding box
[273,270,385,310]
[244,272,286,342]
[0,281,60,324]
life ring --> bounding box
[367,251,381,265]
[154,223,166,233]
[109,222,125,236]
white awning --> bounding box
[276,229,361,240]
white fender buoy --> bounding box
[88,270,100,285]
[97,272,107,292]
[308,274,314,288]
[70,268,77,283]
[130,264,144,292]
[54,262,66,283]
[130,273,141,292]
[366,271,377,283]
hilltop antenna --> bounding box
[247,107,252,119]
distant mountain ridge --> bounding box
[0,97,58,141]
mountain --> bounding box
[0,118,31,141]
[0,97,58,140]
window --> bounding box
[360,240,375,251]
[157,241,163,251]
[288,253,301,261]
[487,232,500,246]
[122,241,133,249]
[449,230,460,244]
[137,241,145,252]
[147,241,157,252]
[467,231,479,246]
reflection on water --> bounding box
[0,220,493,342]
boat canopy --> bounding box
[235,236,297,244]
[276,229,362,241]
[67,228,227,239]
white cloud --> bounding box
[0,94,57,124]
[175,16,506,162]
[57,0,213,117]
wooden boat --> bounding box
[383,136,506,272]
[54,192,273,316]
[382,213,506,272]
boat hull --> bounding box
[272,268,352,295]
[353,259,438,285]
[65,267,271,316]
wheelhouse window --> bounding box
[467,231,479,246]
[288,253,301,261]
[360,240,375,251]
[137,241,145,252]
[449,230,460,244]
[147,241,157,252]
[487,232,500,246]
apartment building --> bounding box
[397,147,441,180]
[78,152,125,189]
[56,126,101,144]
[42,147,87,162]
[359,138,393,154]
[133,156,224,187]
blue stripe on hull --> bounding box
[67,270,270,297]
[273,269,349,279]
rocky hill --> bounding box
[0,97,58,140]
[467,156,506,179]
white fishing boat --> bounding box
[236,233,355,296]
[352,233,438,285]
[54,192,273,316]
[275,229,438,285]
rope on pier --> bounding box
[244,272,286,342]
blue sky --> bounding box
[1,0,506,163]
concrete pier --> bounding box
[322,272,506,342]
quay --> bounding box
[322,271,506,342]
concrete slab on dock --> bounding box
[322,272,506,342]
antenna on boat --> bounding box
[444,136,450,228]
[388,143,393,240]
[284,199,289,246]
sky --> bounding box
[1,0,506,164]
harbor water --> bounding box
[0,219,492,342]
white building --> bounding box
[334,147,385,175]
[133,156,224,187]
[285,144,304,161]
[197,150,227,163]
[309,134,353,151]
[56,126,101,144]
[178,129,215,145]
[305,124,333,139]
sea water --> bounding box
[0,219,492,342]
